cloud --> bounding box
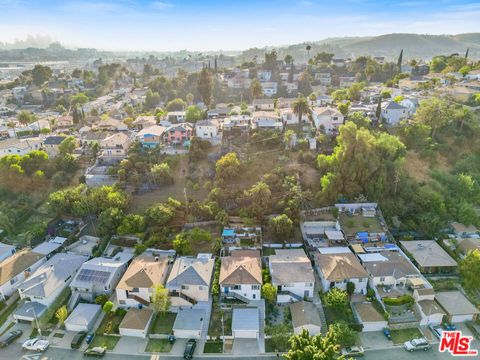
[150,1,173,10]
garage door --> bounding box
[451,315,473,323]
[234,330,258,338]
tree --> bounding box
[397,49,403,72]
[32,64,52,86]
[197,68,213,106]
[151,284,171,314]
[97,207,124,236]
[245,181,271,221]
[251,78,263,99]
[166,98,187,112]
[261,283,277,304]
[215,152,241,181]
[414,97,452,140]
[71,92,89,106]
[346,281,355,296]
[324,288,348,310]
[459,249,480,291]
[117,214,146,235]
[348,112,371,129]
[298,71,312,95]
[55,305,68,327]
[284,54,294,65]
[284,328,346,360]
[103,301,114,314]
[265,324,292,352]
[95,295,109,306]
[144,90,161,110]
[134,243,147,256]
[269,214,293,241]
[173,232,191,255]
[306,45,312,62]
[329,321,357,347]
[151,163,174,185]
[185,105,204,122]
[145,203,175,226]
[337,101,350,117]
[58,136,77,155]
[17,110,35,125]
[293,96,311,128]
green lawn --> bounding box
[262,248,276,256]
[0,298,19,327]
[145,339,173,353]
[323,305,356,325]
[149,312,177,334]
[203,340,223,353]
[208,306,232,338]
[390,328,423,345]
[96,311,127,335]
[430,278,458,292]
[265,338,288,353]
[339,213,383,235]
[89,335,120,350]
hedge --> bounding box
[383,294,414,306]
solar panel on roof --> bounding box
[77,269,110,284]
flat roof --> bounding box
[65,303,102,326]
[232,308,259,331]
[436,291,480,316]
[353,302,385,322]
[31,241,62,255]
[173,309,205,331]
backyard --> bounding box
[89,335,120,350]
[323,304,356,325]
[145,338,173,353]
[96,309,127,335]
[208,306,232,338]
[390,328,423,345]
[149,312,176,334]
[339,213,384,235]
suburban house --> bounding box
[222,115,251,131]
[165,123,193,145]
[116,255,170,308]
[251,111,283,131]
[312,107,344,134]
[290,301,322,335]
[400,240,457,274]
[314,249,368,294]
[94,118,128,132]
[457,238,480,257]
[64,303,102,332]
[0,242,16,262]
[232,308,260,339]
[279,108,302,126]
[0,138,42,158]
[70,253,132,301]
[136,125,166,148]
[0,249,45,300]
[132,116,157,130]
[99,132,132,161]
[252,99,275,111]
[166,255,215,306]
[195,120,219,140]
[17,253,87,307]
[42,135,67,158]
[381,101,409,125]
[352,302,388,332]
[269,249,315,303]
[260,82,278,96]
[399,97,420,115]
[339,76,356,88]
[167,111,186,123]
[315,72,332,86]
[450,222,478,238]
[435,291,480,323]
[219,251,262,302]
[55,115,74,129]
[417,295,445,326]
[119,308,154,338]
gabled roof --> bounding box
[269,249,314,284]
[313,107,342,117]
[314,252,368,281]
[219,256,262,285]
[117,255,169,290]
[290,301,322,328]
[0,249,44,286]
[43,136,66,145]
[18,253,87,298]
[362,251,419,278]
[400,240,457,268]
[436,291,480,316]
[136,125,166,138]
[167,257,214,287]
[119,308,153,330]
[384,101,407,110]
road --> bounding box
[364,342,480,360]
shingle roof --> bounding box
[436,291,480,316]
[119,308,154,330]
[290,301,322,328]
[363,251,420,278]
[43,136,66,145]
[269,249,314,284]
[167,257,214,287]
[219,256,262,285]
[232,308,259,331]
[384,101,407,110]
[314,252,368,281]
[117,255,169,290]
[0,249,44,286]
[400,240,457,268]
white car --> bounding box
[403,338,431,352]
[341,346,365,356]
[429,324,444,339]
[22,338,49,351]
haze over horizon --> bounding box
[1,0,480,52]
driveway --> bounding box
[114,336,148,354]
[359,331,395,350]
[233,338,260,355]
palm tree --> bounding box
[293,96,311,130]
[306,45,312,63]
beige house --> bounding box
[100,132,131,160]
[166,255,214,306]
[116,255,170,308]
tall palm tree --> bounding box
[293,96,311,130]
[306,45,312,63]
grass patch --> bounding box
[265,338,289,353]
[53,332,64,338]
[0,298,19,327]
[0,322,14,336]
[89,335,120,350]
[145,338,173,353]
[208,305,232,338]
[149,312,177,334]
[96,311,127,335]
[390,328,423,345]
[262,248,276,256]
[204,340,223,353]
[430,278,458,292]
[323,305,356,325]
[339,213,383,235]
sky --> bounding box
[0,0,479,51]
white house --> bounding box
[381,101,409,125]
[70,252,132,301]
[116,255,170,308]
[118,308,154,338]
[17,253,87,307]
[252,99,275,111]
[42,135,67,158]
[290,301,322,335]
[251,111,283,131]
[269,249,315,303]
[0,249,45,300]
[279,108,301,126]
[219,251,262,302]
[312,107,344,134]
[313,250,368,294]
[0,242,16,262]
[195,120,219,139]
[0,138,43,158]
[260,82,278,97]
[399,97,420,116]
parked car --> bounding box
[404,338,431,352]
[184,339,197,359]
[0,330,23,348]
[429,324,444,339]
[71,331,87,349]
[84,347,106,357]
[443,322,456,331]
[22,338,50,352]
[383,328,391,340]
[85,333,95,344]
[341,346,365,357]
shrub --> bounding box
[383,294,414,306]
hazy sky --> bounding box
[0,0,479,51]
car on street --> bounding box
[22,338,50,351]
[85,333,95,344]
[429,324,444,339]
[84,346,106,357]
[404,338,431,352]
[383,328,391,340]
[0,329,23,348]
[71,331,87,349]
[341,346,365,356]
[184,338,197,359]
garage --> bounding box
[64,303,102,332]
[352,302,387,332]
[435,291,480,324]
[119,308,154,338]
[232,308,259,339]
[172,309,205,339]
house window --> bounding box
[132,288,139,293]
[233,285,241,290]
[380,277,385,282]
[251,285,260,290]
[181,285,189,290]
[358,278,364,282]
[10,278,15,285]
[119,300,125,304]
[198,286,204,291]
[305,283,313,287]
